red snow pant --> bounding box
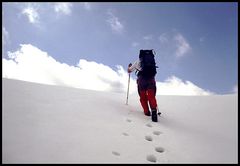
[137,76,157,115]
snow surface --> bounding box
[2,78,238,163]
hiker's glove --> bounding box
[128,63,132,73]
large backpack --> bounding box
[138,49,157,78]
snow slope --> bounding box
[2,78,238,163]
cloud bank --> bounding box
[157,76,214,96]
[2,44,214,96]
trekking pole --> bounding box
[126,73,130,105]
[157,106,161,116]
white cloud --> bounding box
[142,35,154,48]
[143,35,153,41]
[106,10,124,34]
[54,3,72,15]
[132,42,139,47]
[83,2,92,11]
[174,33,191,58]
[158,31,192,58]
[3,27,9,46]
[159,33,168,44]
[2,44,213,96]
[21,4,40,24]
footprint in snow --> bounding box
[153,131,162,136]
[146,123,152,127]
[122,132,129,136]
[145,135,153,142]
[155,146,165,153]
[146,154,157,163]
[112,151,120,156]
[126,118,132,122]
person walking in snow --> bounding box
[127,49,159,122]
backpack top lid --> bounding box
[139,49,154,59]
[139,49,156,66]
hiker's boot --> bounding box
[151,109,158,122]
[144,111,151,116]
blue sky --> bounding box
[2,2,238,95]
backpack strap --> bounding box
[135,68,140,76]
